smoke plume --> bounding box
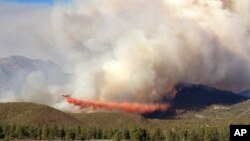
[1,0,250,111]
[53,0,250,102]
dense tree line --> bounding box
[0,124,229,141]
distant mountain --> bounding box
[145,83,249,118]
[0,56,67,92]
[239,90,250,98]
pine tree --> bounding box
[102,128,109,139]
[122,128,130,140]
[80,127,87,140]
[113,130,123,141]
[167,129,180,141]
[187,129,199,141]
[219,127,229,141]
[65,127,76,140]
[130,127,150,141]
[9,124,16,139]
[49,125,60,139]
[151,128,165,141]
[38,127,42,140]
[41,125,49,140]
[23,126,30,139]
[75,126,81,140]
[0,126,5,139]
[29,126,39,139]
[15,125,23,139]
[96,128,103,139]
[3,125,10,139]
[204,127,219,141]
[107,128,115,139]
[59,126,66,140]
[130,128,140,141]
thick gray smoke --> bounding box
[52,0,250,102]
[0,0,250,110]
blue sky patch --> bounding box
[2,0,55,5]
[2,0,72,6]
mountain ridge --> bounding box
[145,83,249,119]
[0,56,69,104]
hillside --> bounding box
[0,98,250,129]
[71,112,149,128]
[0,102,81,126]
[174,99,250,125]
[0,102,237,141]
[145,84,249,118]
[0,102,168,130]
[0,102,215,130]
[172,83,248,109]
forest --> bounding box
[0,124,229,141]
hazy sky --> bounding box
[2,0,54,5]
[0,0,65,64]
[1,0,250,110]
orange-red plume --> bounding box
[64,96,169,114]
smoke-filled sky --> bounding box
[3,0,54,5]
[0,0,250,111]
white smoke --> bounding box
[0,0,250,109]
[0,1,70,110]
[51,0,250,103]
